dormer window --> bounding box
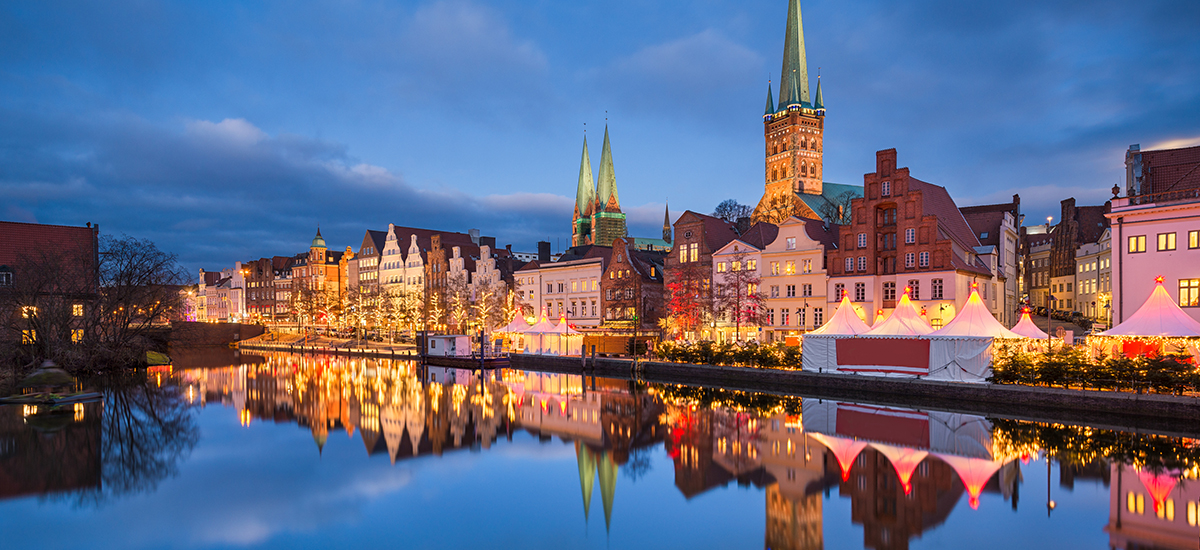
[881,181,891,196]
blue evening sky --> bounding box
[2,0,1198,275]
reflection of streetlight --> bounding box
[1047,459,1057,517]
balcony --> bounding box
[1112,187,1200,210]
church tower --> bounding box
[572,136,596,247]
[590,125,628,247]
[753,0,828,222]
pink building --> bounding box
[1108,143,1200,324]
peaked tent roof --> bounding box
[1010,311,1049,339]
[525,312,558,334]
[808,433,868,482]
[575,136,595,217]
[549,314,582,334]
[865,292,933,336]
[499,312,532,333]
[934,453,1005,510]
[929,287,1022,338]
[1101,278,1200,337]
[873,443,928,495]
[808,295,871,335]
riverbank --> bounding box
[509,353,1200,435]
[237,340,420,360]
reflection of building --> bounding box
[835,447,962,550]
[0,401,102,501]
[1106,464,1200,550]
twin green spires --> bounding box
[575,136,595,218]
[596,126,619,211]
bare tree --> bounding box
[754,193,798,224]
[712,199,753,224]
[816,190,856,225]
[713,251,767,341]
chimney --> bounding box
[537,241,551,263]
[480,235,496,250]
[469,228,480,244]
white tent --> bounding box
[523,313,559,354]
[929,288,1022,339]
[546,313,584,355]
[1010,310,1049,339]
[499,312,532,334]
[864,291,933,336]
[1102,278,1200,337]
[808,295,871,335]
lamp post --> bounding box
[1045,216,1054,345]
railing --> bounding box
[1116,187,1200,208]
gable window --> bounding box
[857,233,867,248]
[689,243,699,262]
[802,259,812,273]
[786,237,796,250]
[881,181,891,196]
[905,228,916,244]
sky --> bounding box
[2,0,1198,278]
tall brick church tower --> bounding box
[572,126,628,247]
[752,0,840,223]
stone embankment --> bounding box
[509,354,1200,436]
[238,339,419,360]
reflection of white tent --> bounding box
[934,453,1005,510]
[1102,278,1200,337]
[809,433,868,482]
[865,291,932,336]
[873,443,928,494]
[1010,311,1049,339]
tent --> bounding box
[1096,277,1200,361]
[934,453,1005,510]
[546,313,584,355]
[800,296,870,373]
[1010,310,1049,339]
[1102,278,1200,337]
[924,287,1023,382]
[523,313,559,355]
[864,291,932,336]
[498,312,532,334]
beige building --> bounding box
[515,247,607,326]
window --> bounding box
[748,260,757,270]
[908,280,920,300]
[547,283,553,293]
[71,329,83,343]
[680,246,687,263]
[857,233,867,248]
[1157,232,1177,251]
[857,257,866,271]
[1190,230,1199,249]
[881,181,891,196]
[905,228,915,244]
[786,285,796,297]
[802,283,812,297]
[73,303,84,317]
[625,288,634,299]
[854,283,866,301]
[883,282,896,301]
[770,285,780,298]
[0,272,12,286]
[796,308,806,328]
[919,252,930,267]
[781,308,790,325]
[786,237,796,250]
[21,306,36,318]
[813,307,823,326]
[570,301,577,316]
[731,261,742,271]
[606,290,612,300]
[717,262,727,273]
[1128,235,1146,253]
[785,260,796,274]
[834,283,845,300]
[980,232,989,239]
[558,283,564,293]
[905,253,915,268]
[932,279,944,299]
[771,262,780,275]
[1066,283,1073,292]
[802,259,812,273]
[689,243,698,262]
[1181,279,1200,307]
[845,257,854,272]
[747,283,757,296]
[572,281,578,292]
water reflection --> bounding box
[4,350,1200,549]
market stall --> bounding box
[800,295,871,373]
[1094,277,1200,361]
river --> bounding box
[1,350,1197,549]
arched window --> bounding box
[800,139,807,150]
[801,164,807,175]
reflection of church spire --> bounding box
[576,441,596,521]
[598,450,618,532]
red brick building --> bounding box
[599,237,665,331]
[0,220,101,346]
[825,149,994,328]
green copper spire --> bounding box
[596,125,619,211]
[814,75,824,110]
[598,450,617,532]
[576,442,595,522]
[575,136,595,217]
[311,226,326,249]
[777,0,811,109]
[763,81,775,116]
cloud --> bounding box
[184,118,267,147]
[1149,135,1200,150]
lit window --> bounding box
[786,260,796,274]
[1180,279,1200,307]
[689,243,699,263]
[1157,232,1176,251]
[1128,235,1146,253]
[21,306,36,318]
[771,262,780,275]
[1190,230,1199,249]
[717,262,727,273]
[73,304,84,317]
